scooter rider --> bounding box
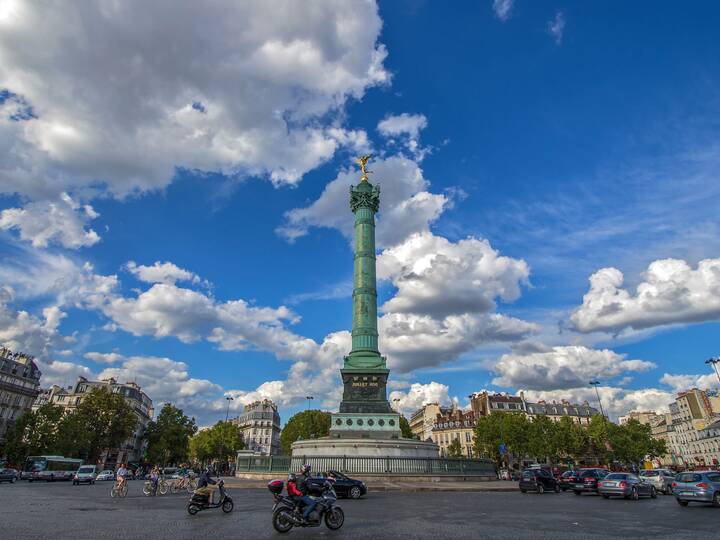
[293,464,317,523]
[195,467,218,504]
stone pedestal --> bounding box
[291,437,439,458]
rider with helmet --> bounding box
[289,464,317,523]
[195,467,218,504]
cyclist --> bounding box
[116,462,129,492]
[149,465,161,495]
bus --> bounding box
[22,456,84,482]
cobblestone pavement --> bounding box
[0,479,716,539]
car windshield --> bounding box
[101,470,113,474]
[580,470,597,478]
[562,471,574,477]
[78,467,94,473]
[706,472,720,482]
[676,473,701,483]
[639,471,658,477]
[605,473,628,480]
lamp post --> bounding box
[589,381,607,422]
[306,396,314,410]
[221,396,234,475]
[705,357,720,386]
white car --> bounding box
[95,470,115,481]
[73,465,97,485]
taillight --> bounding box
[672,482,677,488]
[619,481,627,488]
[696,482,709,489]
[597,482,603,487]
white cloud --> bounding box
[521,386,673,421]
[493,0,514,22]
[389,381,451,415]
[83,351,125,364]
[0,1,388,202]
[0,193,100,249]
[126,261,202,286]
[378,231,530,318]
[572,258,720,334]
[278,155,449,247]
[660,372,719,393]
[493,345,655,391]
[547,11,566,45]
[377,113,427,140]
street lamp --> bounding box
[306,396,314,410]
[221,396,234,475]
[705,357,720,386]
[589,381,607,422]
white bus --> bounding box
[22,455,84,482]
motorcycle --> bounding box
[187,479,234,515]
[268,479,345,533]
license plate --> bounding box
[604,482,616,487]
[679,492,693,496]
[575,484,584,488]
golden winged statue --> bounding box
[356,154,372,182]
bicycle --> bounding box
[143,477,168,496]
[110,480,128,498]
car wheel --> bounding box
[650,487,657,499]
[573,490,582,496]
[677,498,689,507]
[713,492,720,508]
[554,484,560,493]
[520,489,527,493]
[11,477,16,484]
[537,484,545,494]
[349,486,362,499]
[665,484,673,495]
[601,494,610,499]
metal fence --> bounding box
[236,455,496,476]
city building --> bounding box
[468,391,598,425]
[618,411,663,426]
[469,391,526,416]
[35,376,153,467]
[0,347,42,444]
[649,413,675,466]
[231,399,281,455]
[409,403,451,442]
[666,388,720,468]
[432,406,476,458]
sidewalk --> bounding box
[222,477,518,492]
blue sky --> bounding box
[1,1,720,425]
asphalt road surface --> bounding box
[0,480,716,539]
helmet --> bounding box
[300,464,311,475]
[288,473,297,482]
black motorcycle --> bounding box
[187,479,234,515]
[268,479,345,533]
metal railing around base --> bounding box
[236,455,496,476]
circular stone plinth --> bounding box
[291,437,439,458]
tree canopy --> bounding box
[279,410,331,455]
[144,404,197,466]
[188,421,244,465]
[399,415,415,439]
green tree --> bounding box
[399,415,415,439]
[447,437,463,458]
[609,419,666,465]
[279,410,331,455]
[188,421,244,465]
[2,404,64,465]
[474,413,504,465]
[527,415,558,464]
[144,404,197,465]
[67,387,137,462]
[554,417,587,464]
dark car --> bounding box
[559,470,581,491]
[0,468,19,484]
[519,468,560,494]
[308,470,367,499]
[573,468,609,495]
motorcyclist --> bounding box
[195,467,218,504]
[294,464,317,523]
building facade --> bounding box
[0,348,42,444]
[231,399,281,455]
[665,388,720,468]
[432,407,476,457]
[468,391,598,424]
[409,403,450,442]
[35,376,153,467]
[618,411,663,426]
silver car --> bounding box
[673,470,720,507]
[95,470,115,481]
[639,469,676,494]
[598,472,658,500]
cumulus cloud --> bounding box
[493,0,514,21]
[126,261,202,286]
[572,258,720,334]
[389,381,451,415]
[0,1,387,201]
[378,232,530,318]
[0,295,70,361]
[547,11,566,45]
[521,386,673,421]
[0,193,100,249]
[83,351,125,364]
[493,345,655,391]
[278,155,449,247]
[660,372,719,393]
[377,113,427,140]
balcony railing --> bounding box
[236,455,496,476]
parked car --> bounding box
[73,465,97,485]
[673,470,720,507]
[0,468,19,484]
[572,468,609,495]
[308,470,367,499]
[95,470,115,481]
[598,472,657,500]
[639,469,676,494]
[558,470,580,491]
[162,467,180,479]
[519,468,560,494]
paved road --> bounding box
[0,480,716,539]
